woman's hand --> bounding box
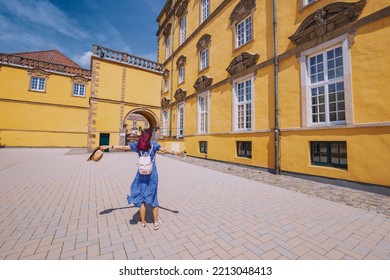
[100,145,109,151]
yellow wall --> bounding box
[281,127,390,186]
[352,18,390,124]
[0,65,90,147]
[90,57,162,148]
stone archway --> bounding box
[122,108,160,144]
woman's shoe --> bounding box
[153,221,160,230]
[139,223,146,229]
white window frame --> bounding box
[178,66,185,84]
[30,77,46,92]
[197,91,210,134]
[232,74,255,132]
[235,15,253,48]
[162,110,169,136]
[73,83,85,97]
[200,0,210,24]
[177,103,185,138]
[165,35,170,60]
[179,15,187,45]
[300,35,353,128]
[304,0,315,6]
[199,48,209,71]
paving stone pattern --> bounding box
[0,148,389,260]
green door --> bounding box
[99,133,110,152]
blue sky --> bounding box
[0,0,166,69]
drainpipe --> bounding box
[169,0,176,137]
[273,0,280,175]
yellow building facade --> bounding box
[0,51,91,147]
[1,0,389,190]
[156,0,390,189]
[87,45,163,149]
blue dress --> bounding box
[127,141,161,208]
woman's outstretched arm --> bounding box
[159,146,181,156]
[100,145,131,151]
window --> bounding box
[178,66,185,84]
[179,16,187,45]
[308,46,346,125]
[164,79,169,92]
[236,16,253,48]
[305,0,315,6]
[311,141,347,169]
[199,141,208,153]
[165,35,170,59]
[200,0,210,23]
[198,92,209,133]
[199,48,209,71]
[177,103,184,138]
[237,141,252,158]
[233,76,254,131]
[30,77,45,92]
[73,83,85,97]
[162,111,169,136]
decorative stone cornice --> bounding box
[289,0,367,45]
[1,53,90,77]
[176,55,187,68]
[229,0,256,25]
[71,75,89,84]
[196,34,212,51]
[163,69,170,79]
[193,76,213,92]
[161,97,171,109]
[176,0,189,18]
[163,23,172,38]
[174,88,187,103]
[226,52,260,76]
[27,68,50,78]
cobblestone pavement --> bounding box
[167,155,390,218]
[0,148,389,260]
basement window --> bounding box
[199,141,208,154]
[310,141,348,169]
[237,141,252,159]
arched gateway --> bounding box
[123,108,160,144]
[87,45,163,150]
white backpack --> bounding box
[138,144,154,175]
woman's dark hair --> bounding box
[137,129,152,150]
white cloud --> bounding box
[0,0,88,39]
[73,51,93,69]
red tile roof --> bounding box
[11,50,81,68]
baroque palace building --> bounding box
[1,0,389,191]
[156,0,390,190]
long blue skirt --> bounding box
[127,163,159,208]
